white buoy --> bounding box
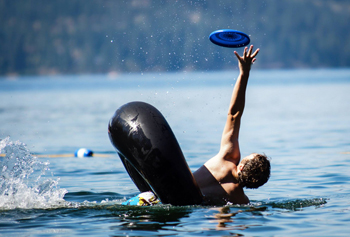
[74,148,93,158]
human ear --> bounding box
[238,163,244,172]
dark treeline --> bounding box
[1,0,349,76]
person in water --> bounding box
[193,45,270,205]
[109,45,270,206]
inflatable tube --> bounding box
[108,101,203,206]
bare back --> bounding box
[193,154,249,205]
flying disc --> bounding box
[209,29,250,48]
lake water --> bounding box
[1,69,350,236]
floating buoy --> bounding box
[74,148,94,158]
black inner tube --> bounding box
[108,101,203,206]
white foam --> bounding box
[0,137,68,210]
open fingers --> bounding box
[243,47,248,59]
[234,51,241,60]
[251,48,260,58]
[247,45,253,57]
[235,46,259,62]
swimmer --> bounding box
[193,45,271,205]
[109,45,270,206]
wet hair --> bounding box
[238,153,270,189]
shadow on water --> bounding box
[108,205,193,232]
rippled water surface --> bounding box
[1,70,350,236]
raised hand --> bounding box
[234,45,259,73]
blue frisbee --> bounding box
[209,29,250,48]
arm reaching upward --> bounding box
[220,45,259,161]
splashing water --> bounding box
[0,137,68,210]
[0,137,328,212]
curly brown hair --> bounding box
[237,154,270,189]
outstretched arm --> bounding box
[219,45,259,161]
